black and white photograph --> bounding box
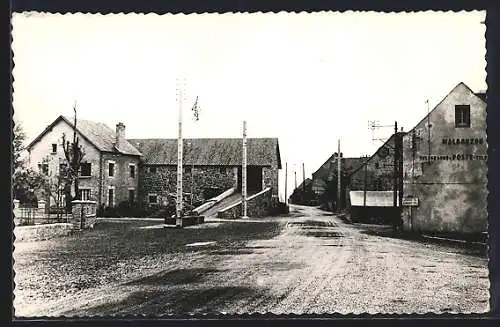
[11,11,488,316]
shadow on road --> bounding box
[125,267,221,286]
[80,286,263,316]
[358,228,487,257]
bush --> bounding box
[98,201,149,218]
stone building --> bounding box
[26,117,283,214]
[26,116,142,209]
[312,154,367,210]
[346,132,406,223]
[127,138,282,209]
[401,82,487,234]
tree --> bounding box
[61,103,85,209]
[13,120,26,173]
[12,121,46,205]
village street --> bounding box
[14,205,489,317]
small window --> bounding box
[51,144,57,153]
[108,162,115,177]
[455,105,471,128]
[149,166,157,174]
[108,188,115,207]
[374,162,379,169]
[129,189,135,204]
[149,194,158,204]
[79,189,91,201]
[41,163,49,175]
[129,164,135,178]
[219,167,225,174]
[185,166,191,174]
[81,163,91,177]
[59,163,67,174]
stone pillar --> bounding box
[71,200,98,230]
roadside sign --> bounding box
[402,197,419,207]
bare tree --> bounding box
[61,103,85,209]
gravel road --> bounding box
[13,205,489,316]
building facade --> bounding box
[401,82,487,234]
[26,116,142,209]
[128,138,282,209]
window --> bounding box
[219,167,225,174]
[41,163,49,175]
[80,163,91,177]
[51,143,57,153]
[108,188,115,207]
[374,162,379,169]
[148,194,158,204]
[149,166,157,174]
[108,161,115,177]
[78,189,91,200]
[129,164,136,178]
[455,105,471,128]
[129,189,135,204]
[185,167,191,174]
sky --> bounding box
[12,11,486,201]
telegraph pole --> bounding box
[294,169,297,190]
[393,121,398,210]
[337,140,342,213]
[426,99,431,164]
[284,162,288,205]
[175,78,186,226]
[242,120,248,218]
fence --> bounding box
[13,200,72,226]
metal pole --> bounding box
[337,140,341,212]
[242,121,248,218]
[176,79,184,226]
[284,162,288,205]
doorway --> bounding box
[237,166,263,194]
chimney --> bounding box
[116,122,126,150]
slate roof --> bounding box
[295,178,312,192]
[313,155,368,182]
[128,138,281,168]
[27,116,142,156]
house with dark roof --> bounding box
[311,154,368,210]
[128,138,281,209]
[26,116,142,209]
[26,116,282,213]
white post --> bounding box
[337,139,342,213]
[242,120,248,218]
[176,78,184,227]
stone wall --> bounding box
[217,188,272,219]
[349,134,398,192]
[14,223,74,242]
[100,153,140,206]
[139,165,237,208]
[71,200,98,230]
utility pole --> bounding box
[242,120,248,218]
[363,155,367,208]
[426,99,431,164]
[284,162,288,205]
[393,121,398,210]
[175,78,186,227]
[294,169,297,190]
[337,139,341,213]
